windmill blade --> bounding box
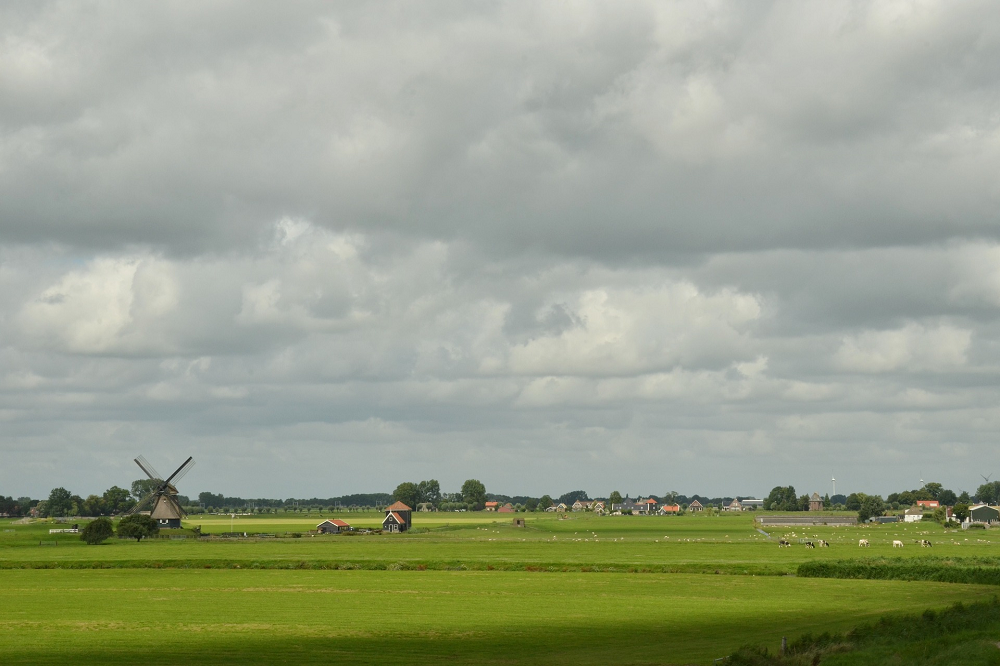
[164,456,195,486]
[126,488,160,515]
[135,455,163,481]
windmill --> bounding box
[126,455,195,528]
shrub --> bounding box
[80,518,114,545]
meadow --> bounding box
[3,511,998,664]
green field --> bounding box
[3,512,998,664]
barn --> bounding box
[968,505,1000,524]
[382,501,413,533]
[316,519,351,534]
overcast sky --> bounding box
[3,1,1000,500]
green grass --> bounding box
[4,512,997,664]
[0,569,994,666]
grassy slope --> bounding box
[1,569,995,666]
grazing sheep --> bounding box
[859,539,870,547]
[893,540,904,548]
[818,540,829,547]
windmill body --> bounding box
[127,455,194,529]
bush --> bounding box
[117,514,159,542]
[968,523,987,530]
[80,517,114,545]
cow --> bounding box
[804,541,815,549]
[919,540,932,547]
[859,539,870,547]
[818,540,829,547]
[778,539,791,548]
[893,540,904,548]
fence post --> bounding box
[780,636,787,655]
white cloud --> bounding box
[835,323,971,373]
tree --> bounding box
[102,486,133,514]
[131,479,160,502]
[958,490,971,504]
[921,482,943,500]
[80,517,114,545]
[845,493,862,511]
[537,494,553,510]
[81,495,106,517]
[117,514,159,542]
[662,491,679,505]
[764,486,798,511]
[608,491,623,507]
[938,489,957,506]
[461,479,487,508]
[954,503,970,521]
[976,481,1000,505]
[392,482,422,509]
[418,479,441,506]
[558,490,590,505]
[44,487,74,517]
[857,494,885,523]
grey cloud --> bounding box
[4,2,1000,499]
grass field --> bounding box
[3,512,998,664]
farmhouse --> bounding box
[485,501,499,512]
[687,500,704,512]
[659,504,681,515]
[808,493,824,511]
[903,506,924,523]
[498,503,515,513]
[316,519,351,534]
[724,499,743,512]
[382,501,413,533]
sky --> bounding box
[3,1,1000,501]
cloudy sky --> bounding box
[3,1,1000,500]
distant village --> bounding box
[5,477,1000,534]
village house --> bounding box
[591,501,606,513]
[484,501,499,512]
[382,501,412,533]
[725,499,743,512]
[903,506,924,523]
[687,500,704,512]
[658,504,681,515]
[498,503,515,513]
[808,493,824,511]
[634,498,658,514]
[316,519,351,534]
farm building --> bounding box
[687,500,704,512]
[968,505,1000,524]
[903,507,924,523]
[485,501,499,512]
[724,499,743,512]
[808,493,824,511]
[740,499,764,510]
[757,515,857,527]
[316,519,351,534]
[916,499,940,509]
[498,503,515,513]
[659,504,681,515]
[382,501,413,533]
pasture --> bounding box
[3,512,998,664]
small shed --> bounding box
[317,519,351,534]
[512,518,525,527]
